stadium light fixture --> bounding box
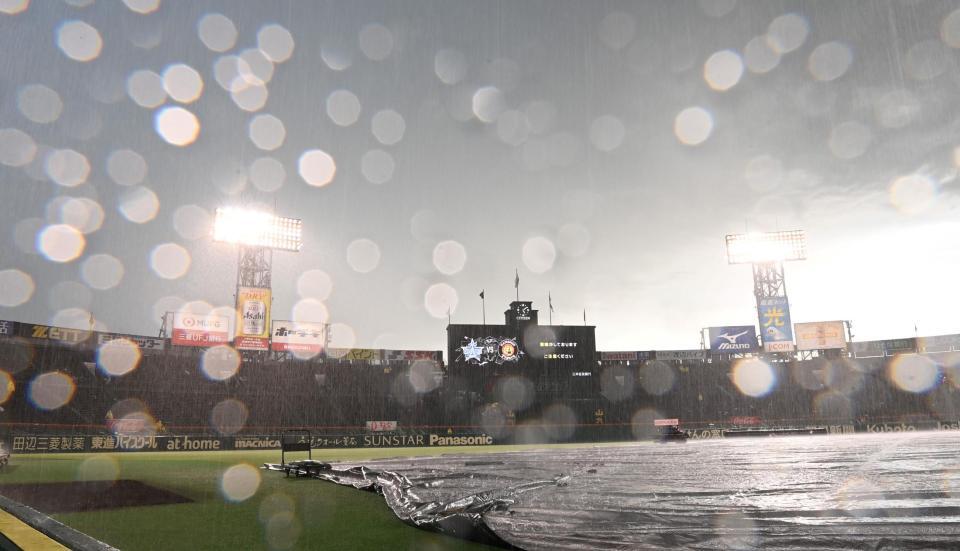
[213,207,302,252]
[725,230,806,265]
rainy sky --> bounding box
[1,0,960,353]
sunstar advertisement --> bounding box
[235,287,271,351]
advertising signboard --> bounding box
[654,418,679,426]
[327,348,381,361]
[882,338,917,355]
[171,312,229,347]
[97,332,166,352]
[600,351,638,361]
[19,323,92,345]
[852,340,884,358]
[918,334,960,353]
[655,350,705,361]
[365,421,398,432]
[382,350,442,361]
[708,326,757,353]
[0,320,13,337]
[271,320,325,356]
[235,287,271,351]
[794,321,846,351]
[758,297,794,352]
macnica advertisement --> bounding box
[235,286,271,351]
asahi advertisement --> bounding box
[235,287,271,351]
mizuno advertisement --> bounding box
[708,326,757,352]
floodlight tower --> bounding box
[724,230,806,354]
[213,207,303,351]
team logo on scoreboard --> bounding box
[499,339,519,361]
[458,336,523,365]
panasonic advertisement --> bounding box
[708,326,758,352]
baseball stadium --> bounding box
[4,1,960,550]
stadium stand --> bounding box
[2,323,960,448]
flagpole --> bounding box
[480,290,486,326]
[548,291,553,325]
[514,268,519,302]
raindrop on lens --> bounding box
[154,106,200,146]
[346,239,381,273]
[432,240,467,275]
[522,237,556,274]
[358,23,393,61]
[703,49,744,91]
[361,150,394,184]
[731,359,777,397]
[37,224,85,262]
[257,24,295,63]
[29,372,76,410]
[298,149,336,187]
[97,338,142,377]
[118,186,160,223]
[220,464,260,502]
[326,90,361,127]
[202,346,241,381]
[0,128,37,167]
[197,13,237,52]
[57,21,103,62]
[17,85,63,124]
[211,399,249,435]
[149,243,191,280]
[0,270,35,307]
[81,254,124,290]
[424,283,458,319]
[674,107,714,145]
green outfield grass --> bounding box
[0,442,634,550]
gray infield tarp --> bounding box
[267,432,960,550]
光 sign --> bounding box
[708,326,757,352]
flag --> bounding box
[514,269,519,289]
[479,290,484,299]
[549,292,554,312]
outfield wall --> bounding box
[8,432,501,453]
[10,419,960,453]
